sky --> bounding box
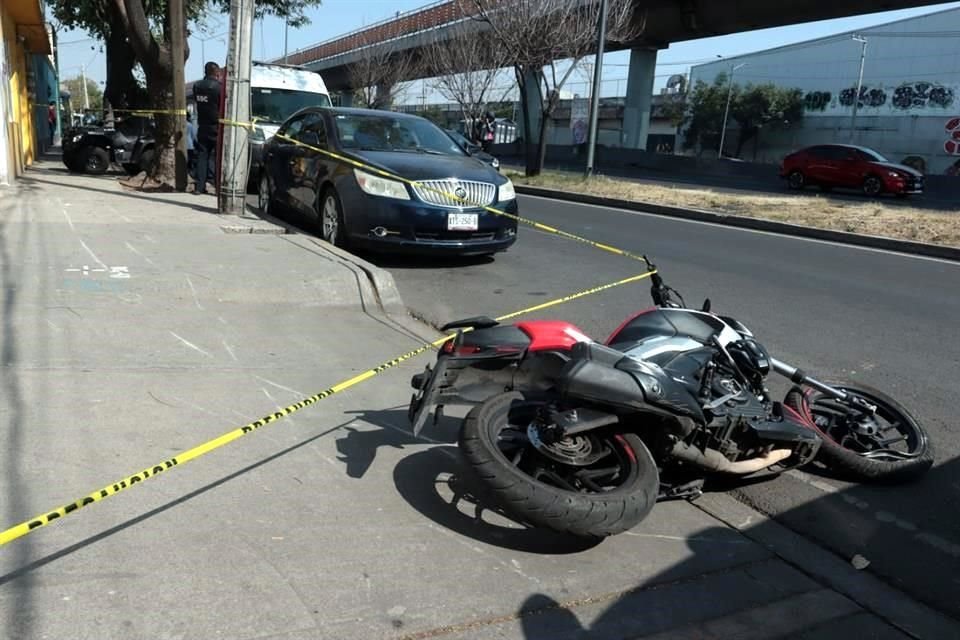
[51,0,960,104]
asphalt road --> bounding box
[362,193,960,619]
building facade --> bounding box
[689,7,960,175]
[1,0,52,186]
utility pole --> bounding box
[220,0,254,215]
[171,0,188,191]
[850,35,868,142]
[52,27,63,145]
[284,21,289,64]
[585,0,607,177]
[718,62,746,159]
[81,64,89,109]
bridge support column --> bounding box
[519,68,543,146]
[622,47,658,150]
[375,83,393,109]
[338,92,354,108]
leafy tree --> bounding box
[680,75,730,155]
[682,75,804,158]
[62,75,104,112]
[730,84,803,158]
[50,0,322,185]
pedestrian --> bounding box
[479,111,496,153]
[47,101,56,146]
[186,110,198,181]
[192,61,222,195]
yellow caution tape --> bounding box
[108,108,188,116]
[0,270,655,547]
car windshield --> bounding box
[252,88,331,124]
[857,147,888,162]
[335,114,465,156]
[446,129,472,148]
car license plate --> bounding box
[448,212,478,231]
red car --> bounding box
[780,144,924,197]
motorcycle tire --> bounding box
[459,391,659,538]
[786,382,934,483]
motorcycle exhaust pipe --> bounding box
[670,441,792,475]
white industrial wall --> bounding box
[689,7,960,174]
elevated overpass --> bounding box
[280,0,949,148]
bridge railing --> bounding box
[281,0,484,67]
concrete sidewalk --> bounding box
[0,159,955,639]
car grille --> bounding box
[412,179,496,208]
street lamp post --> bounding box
[850,35,868,142]
[718,62,746,159]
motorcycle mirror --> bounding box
[702,298,712,313]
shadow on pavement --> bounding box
[393,446,601,555]
[335,406,459,479]
[19,172,219,215]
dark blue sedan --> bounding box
[258,107,518,256]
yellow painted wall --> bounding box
[1,2,37,178]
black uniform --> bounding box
[192,76,221,193]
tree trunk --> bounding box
[533,110,550,177]
[104,28,145,111]
[515,67,536,177]
[143,68,176,181]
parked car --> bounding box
[259,107,518,256]
[62,115,155,175]
[445,128,500,170]
[780,144,923,197]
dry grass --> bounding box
[507,170,960,248]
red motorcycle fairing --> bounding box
[516,320,593,352]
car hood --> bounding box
[873,161,923,177]
[347,149,502,184]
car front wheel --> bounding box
[862,175,883,197]
[319,188,348,249]
[787,170,806,190]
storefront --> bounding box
[0,0,50,185]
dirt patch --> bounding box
[507,171,960,249]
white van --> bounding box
[248,61,331,186]
[188,61,331,188]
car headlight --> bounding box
[887,171,904,179]
[71,135,83,143]
[491,157,500,169]
[354,168,410,200]
[499,178,516,201]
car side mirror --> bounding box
[701,298,711,313]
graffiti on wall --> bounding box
[838,86,888,109]
[803,81,958,115]
[804,91,832,112]
[892,82,955,110]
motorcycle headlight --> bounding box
[498,178,516,201]
[354,169,410,200]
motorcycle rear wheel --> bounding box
[459,391,658,538]
[787,382,934,483]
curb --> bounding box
[694,492,960,639]
[514,185,960,262]
[244,204,408,318]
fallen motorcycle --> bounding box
[407,258,933,538]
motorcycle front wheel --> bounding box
[459,391,659,538]
[786,382,934,483]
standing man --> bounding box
[47,101,57,146]
[192,61,222,195]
